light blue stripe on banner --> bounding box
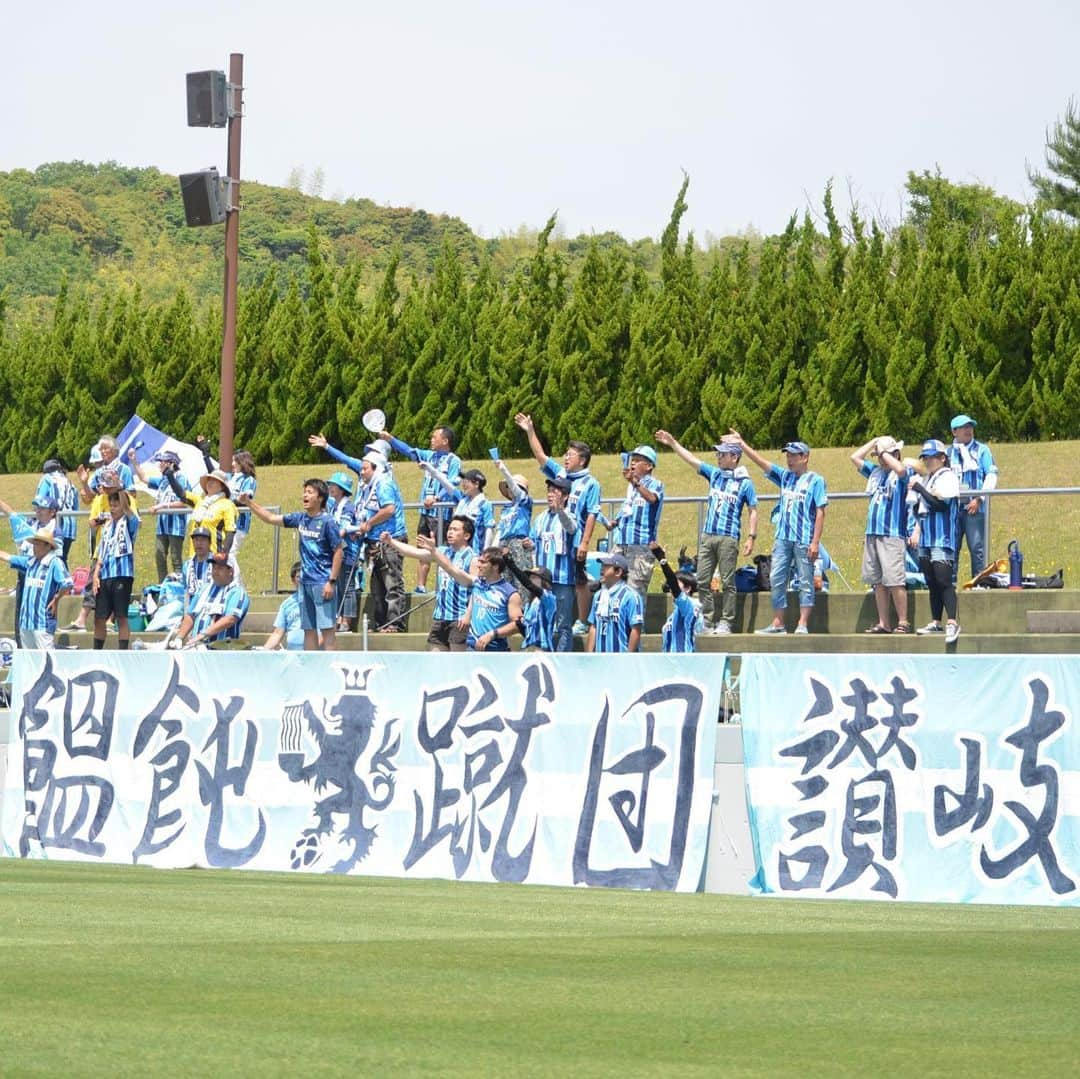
[3,651,722,892]
[741,653,1080,905]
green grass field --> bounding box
[2,439,1077,597]
[2,860,1079,1076]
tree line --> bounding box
[1,171,1079,472]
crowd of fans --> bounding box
[1,411,997,655]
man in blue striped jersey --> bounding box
[655,430,758,634]
[851,435,913,634]
[130,449,191,582]
[514,412,602,636]
[239,479,344,651]
[0,529,73,649]
[586,552,644,653]
[327,470,362,633]
[36,459,78,565]
[911,439,962,643]
[729,432,827,635]
[380,425,461,595]
[92,487,140,650]
[493,460,534,590]
[607,445,664,598]
[525,476,577,651]
[383,516,476,652]
[947,414,998,580]
[173,554,250,648]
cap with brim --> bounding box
[98,469,121,489]
[199,469,232,492]
[153,450,181,465]
[876,439,904,456]
[782,441,811,455]
[29,528,58,549]
[629,445,657,466]
[365,439,391,458]
[209,552,234,569]
[529,566,553,587]
[191,527,212,540]
[32,495,59,511]
[598,552,630,572]
[42,459,65,474]
[545,475,572,493]
[950,414,976,429]
[919,439,948,458]
[713,442,742,457]
[89,445,103,465]
[509,473,529,490]
[327,470,354,495]
[362,452,385,467]
[461,469,487,488]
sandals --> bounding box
[864,624,891,634]
[894,622,913,634]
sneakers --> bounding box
[916,622,944,635]
[714,620,732,635]
[572,620,590,636]
[755,624,787,635]
[794,625,809,635]
[413,585,427,595]
[945,621,961,644]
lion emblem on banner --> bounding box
[277,665,400,873]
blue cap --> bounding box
[327,470,354,495]
[32,495,59,511]
[629,445,657,466]
[782,441,810,455]
[713,442,742,457]
[950,414,976,429]
[919,438,948,457]
[598,552,630,572]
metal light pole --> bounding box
[219,52,244,466]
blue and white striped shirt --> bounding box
[97,513,140,580]
[765,465,828,546]
[522,590,557,650]
[36,473,78,543]
[860,461,911,538]
[588,581,643,653]
[181,554,211,600]
[187,580,249,642]
[531,509,575,585]
[612,475,664,546]
[541,459,601,548]
[230,472,257,533]
[355,476,407,542]
[700,466,757,537]
[662,592,702,654]
[914,468,960,552]
[495,491,533,542]
[947,439,997,503]
[328,495,362,566]
[434,545,474,622]
[148,472,192,538]
[9,552,72,633]
[455,494,495,554]
[387,438,461,520]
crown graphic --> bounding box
[337,665,381,692]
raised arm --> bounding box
[235,493,284,527]
[850,437,880,472]
[654,429,703,471]
[381,533,434,564]
[649,542,681,594]
[420,459,459,496]
[514,413,549,469]
[494,459,524,500]
[726,430,771,474]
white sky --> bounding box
[6,0,1079,241]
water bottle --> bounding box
[1008,540,1023,590]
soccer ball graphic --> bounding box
[290,831,323,870]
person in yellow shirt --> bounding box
[168,468,237,561]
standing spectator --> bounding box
[130,449,191,582]
[850,436,913,634]
[382,517,476,652]
[492,459,534,586]
[912,439,962,643]
[0,529,72,650]
[92,487,140,651]
[229,449,258,586]
[453,470,495,555]
[307,431,394,483]
[180,526,214,603]
[514,413,601,635]
[947,414,998,581]
[651,542,702,653]
[327,470,362,633]
[79,435,135,504]
[459,548,523,652]
[586,552,644,654]
[0,493,59,646]
[171,468,237,562]
[654,431,757,635]
[606,445,664,599]
[172,553,249,649]
[238,479,343,651]
[352,453,408,633]
[728,433,827,636]
[261,562,305,651]
[36,459,78,565]
[380,425,461,595]
[526,476,577,651]
[505,558,557,652]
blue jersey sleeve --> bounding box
[324,443,364,476]
[741,479,758,507]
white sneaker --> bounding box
[945,621,961,644]
[572,620,589,637]
[755,624,786,635]
[916,622,944,635]
[794,625,809,635]
[714,620,732,635]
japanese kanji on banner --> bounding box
[741,654,1080,905]
[2,652,720,892]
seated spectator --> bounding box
[505,556,556,652]
[172,553,250,649]
[262,562,306,651]
[651,542,702,653]
[181,526,214,602]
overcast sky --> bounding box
[6,1,1079,241]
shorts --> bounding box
[861,536,907,587]
[427,619,468,652]
[95,576,133,621]
[298,579,337,631]
[417,514,447,542]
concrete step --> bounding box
[1026,611,1080,633]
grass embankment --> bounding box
[1,441,1074,597]
[2,860,1079,1076]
